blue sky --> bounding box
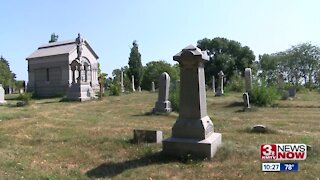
[1,0,319,81]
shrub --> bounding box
[225,74,244,92]
[17,92,32,104]
[250,81,279,106]
[169,81,180,112]
[109,84,120,96]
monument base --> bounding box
[162,133,222,159]
[153,101,172,113]
[66,83,95,101]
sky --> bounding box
[1,0,320,81]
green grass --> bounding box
[0,91,319,179]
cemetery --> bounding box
[0,1,319,176]
[1,38,320,179]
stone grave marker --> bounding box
[212,76,216,94]
[131,75,135,92]
[215,71,224,96]
[243,92,250,109]
[153,72,171,113]
[121,70,125,93]
[288,86,296,98]
[0,84,7,105]
[245,68,252,93]
[151,81,155,92]
[133,129,162,143]
[163,45,221,158]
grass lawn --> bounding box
[0,91,319,179]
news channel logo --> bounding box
[260,144,307,172]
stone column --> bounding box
[121,70,125,93]
[131,75,135,92]
[215,71,224,96]
[0,84,7,105]
[153,72,171,113]
[151,81,155,92]
[163,45,221,159]
[212,76,215,94]
[244,68,252,93]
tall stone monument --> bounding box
[212,76,216,94]
[244,68,252,93]
[153,72,171,113]
[163,45,221,158]
[121,70,125,93]
[131,75,135,92]
[215,71,224,96]
[0,84,7,105]
[151,81,155,92]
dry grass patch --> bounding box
[0,91,319,179]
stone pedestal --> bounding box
[162,45,221,159]
[153,72,171,113]
[66,82,94,101]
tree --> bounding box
[141,60,179,90]
[197,37,255,86]
[127,40,144,88]
[259,42,320,88]
[0,56,15,87]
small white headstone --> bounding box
[0,84,7,105]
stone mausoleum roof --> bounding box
[26,38,98,60]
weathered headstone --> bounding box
[121,70,125,93]
[151,81,155,92]
[133,129,162,143]
[138,86,141,92]
[212,76,216,94]
[288,86,296,98]
[244,68,252,93]
[215,71,224,96]
[153,72,171,113]
[0,84,7,105]
[131,75,135,92]
[243,92,250,109]
[163,45,221,159]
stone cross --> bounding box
[163,45,221,159]
[212,76,216,94]
[244,68,252,93]
[151,81,155,92]
[153,72,171,113]
[121,70,125,93]
[131,75,135,92]
[0,84,7,105]
[215,71,224,96]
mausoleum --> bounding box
[26,34,99,98]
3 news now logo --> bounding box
[260,144,307,160]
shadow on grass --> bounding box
[86,152,174,178]
[86,151,208,178]
[132,111,178,117]
[225,101,244,107]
